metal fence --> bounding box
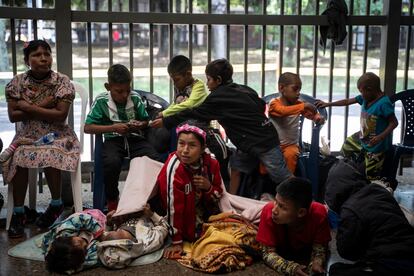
[0,0,413,159]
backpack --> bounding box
[320,0,349,53]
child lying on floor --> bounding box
[42,209,106,274]
[43,205,169,273]
[97,203,169,269]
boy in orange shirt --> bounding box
[268,72,324,173]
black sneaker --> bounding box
[35,204,64,228]
[8,213,26,238]
[24,206,40,224]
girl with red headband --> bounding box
[157,120,223,259]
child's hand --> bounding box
[193,175,212,191]
[112,123,129,135]
[142,203,153,218]
[163,243,184,259]
[294,265,309,276]
[149,118,163,128]
[368,135,384,146]
[315,100,328,108]
[313,113,326,125]
[311,262,325,274]
[128,120,148,131]
[106,210,116,226]
[156,112,163,119]
[304,102,317,115]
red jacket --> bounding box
[157,152,223,244]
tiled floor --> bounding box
[0,167,413,275]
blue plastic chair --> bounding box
[92,90,169,210]
[389,89,414,178]
[262,93,328,199]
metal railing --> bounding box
[0,0,413,158]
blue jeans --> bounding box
[258,146,292,185]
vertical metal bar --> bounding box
[87,0,94,159]
[149,24,154,93]
[169,23,173,101]
[226,0,230,60]
[327,44,335,142]
[403,0,413,90]
[55,0,73,78]
[344,0,353,140]
[379,0,402,96]
[188,25,193,61]
[207,0,212,62]
[243,0,248,85]
[33,20,38,40]
[32,0,38,40]
[129,1,134,89]
[55,0,73,127]
[312,0,319,97]
[108,0,113,66]
[261,0,267,96]
[278,0,284,78]
[168,0,173,101]
[11,18,17,75]
[362,0,371,73]
[189,0,193,61]
[296,0,301,75]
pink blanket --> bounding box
[114,156,267,223]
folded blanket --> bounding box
[178,213,261,273]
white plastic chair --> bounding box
[6,81,88,230]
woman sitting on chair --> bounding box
[4,39,80,238]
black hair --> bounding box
[205,59,233,85]
[167,55,192,75]
[107,64,132,84]
[23,40,52,65]
[278,72,300,86]
[45,236,86,274]
[357,72,381,92]
[276,177,312,210]
[177,120,207,147]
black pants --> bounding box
[102,136,162,200]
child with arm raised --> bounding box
[315,72,398,179]
[268,72,325,173]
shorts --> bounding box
[229,149,259,174]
